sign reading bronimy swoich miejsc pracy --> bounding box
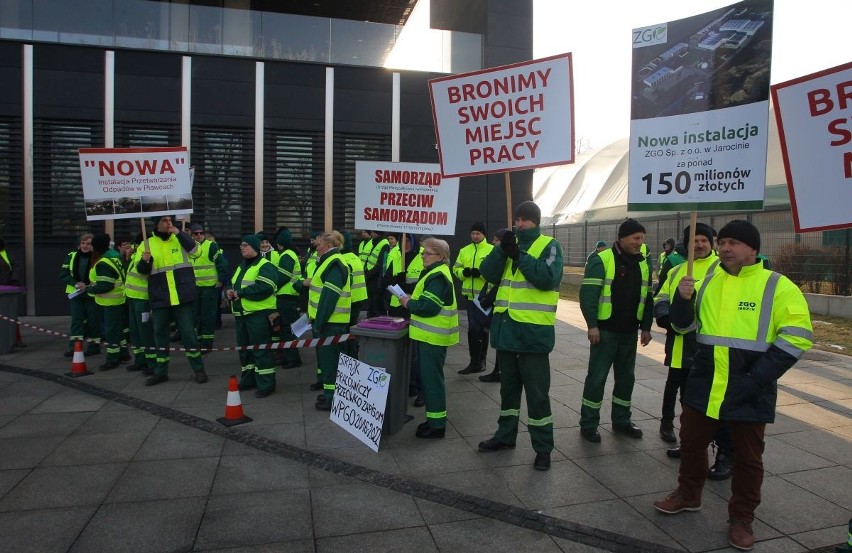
[627,0,772,212]
[78,147,192,221]
[429,53,574,178]
[330,354,390,452]
[355,161,459,235]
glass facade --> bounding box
[0,0,480,72]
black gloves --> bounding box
[656,316,672,331]
[470,268,481,278]
[462,267,472,277]
[501,230,520,260]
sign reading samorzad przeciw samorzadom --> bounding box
[627,0,773,212]
[429,53,574,178]
[78,147,193,221]
[771,61,852,232]
[330,354,390,452]
[355,161,459,235]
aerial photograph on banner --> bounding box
[631,0,773,120]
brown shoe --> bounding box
[653,490,701,514]
[728,519,754,551]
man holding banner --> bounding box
[476,201,562,471]
[653,220,813,551]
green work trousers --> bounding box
[236,311,276,393]
[127,297,154,368]
[492,350,553,452]
[151,302,204,376]
[276,295,301,365]
[317,323,348,401]
[194,285,219,348]
[580,329,638,430]
[102,303,125,363]
[417,341,448,429]
[68,294,101,352]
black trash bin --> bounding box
[0,285,25,354]
[350,317,411,435]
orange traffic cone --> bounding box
[217,375,253,427]
[65,340,92,377]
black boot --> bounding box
[708,447,733,481]
[659,419,677,443]
[479,356,500,382]
[458,331,484,374]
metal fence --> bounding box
[542,206,852,296]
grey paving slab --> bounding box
[195,489,313,550]
[780,465,852,508]
[316,526,439,553]
[573,451,675,497]
[105,457,219,502]
[0,411,91,438]
[413,496,481,525]
[29,389,108,413]
[389,437,490,476]
[789,524,850,550]
[758,475,852,535]
[41,431,148,466]
[0,394,52,416]
[429,517,565,553]
[0,506,98,553]
[245,421,308,448]
[0,463,127,511]
[551,536,616,552]
[69,497,205,553]
[746,536,809,552]
[211,453,310,495]
[762,434,839,475]
[545,498,676,548]
[311,481,424,538]
[0,468,29,499]
[0,435,66,470]
[416,468,523,507]
[196,541,316,553]
[72,408,160,435]
[133,418,225,460]
[496,459,617,510]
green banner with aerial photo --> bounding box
[627,0,773,212]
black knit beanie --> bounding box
[471,221,486,235]
[514,201,541,226]
[682,222,715,245]
[91,233,111,254]
[718,220,760,252]
[618,218,646,239]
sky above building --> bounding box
[533,0,852,152]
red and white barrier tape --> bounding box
[0,313,353,353]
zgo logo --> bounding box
[632,24,667,49]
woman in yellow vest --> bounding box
[340,231,368,359]
[85,234,129,371]
[400,238,459,439]
[298,231,351,410]
[227,234,280,398]
[274,227,304,369]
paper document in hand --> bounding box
[473,296,491,316]
[68,288,85,299]
[290,313,311,338]
[386,284,406,298]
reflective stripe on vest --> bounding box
[341,252,368,303]
[358,239,372,264]
[191,240,218,286]
[63,250,79,294]
[595,248,650,322]
[391,248,424,307]
[89,257,126,306]
[493,234,559,325]
[125,247,149,299]
[308,252,351,324]
[275,249,302,297]
[231,258,277,313]
[365,238,389,271]
[409,264,459,346]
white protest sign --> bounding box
[330,354,390,452]
[627,1,772,212]
[429,53,574,177]
[355,161,459,235]
[78,147,193,221]
[771,61,852,232]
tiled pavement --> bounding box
[0,300,849,552]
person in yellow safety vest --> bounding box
[453,221,494,375]
[273,227,304,369]
[579,218,653,443]
[653,220,813,551]
[386,234,420,318]
[400,237,459,439]
[340,231,368,359]
[382,232,402,314]
[124,236,156,373]
[357,229,373,265]
[190,223,227,351]
[256,231,278,264]
[0,236,25,347]
[364,230,390,317]
[85,233,130,371]
[653,223,720,450]
[227,234,280,398]
[477,228,509,383]
[61,233,101,357]
[295,231,350,409]
[137,215,207,387]
[476,201,563,471]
